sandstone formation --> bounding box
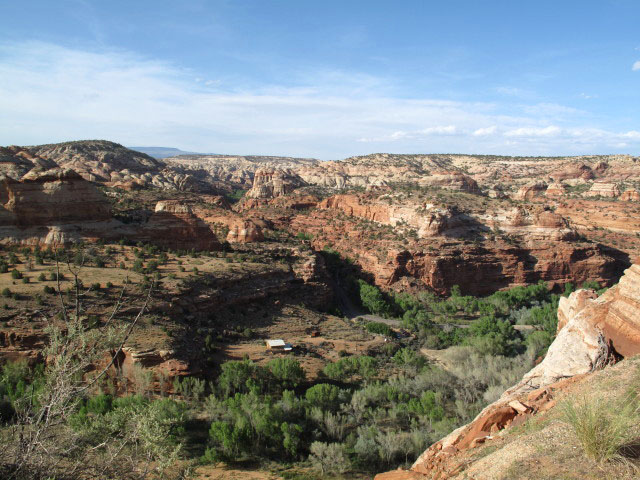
[557,263,640,357]
[544,181,567,197]
[556,288,599,331]
[27,140,204,192]
[1,168,111,227]
[0,146,58,179]
[621,188,640,201]
[28,140,163,181]
[487,186,507,199]
[245,168,307,199]
[0,160,117,245]
[421,170,480,193]
[138,200,221,251]
[585,181,620,198]
[513,181,547,201]
[288,192,624,295]
[549,163,595,181]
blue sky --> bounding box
[1,0,639,159]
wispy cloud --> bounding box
[504,126,562,138]
[633,60,640,71]
[359,125,458,143]
[0,41,638,158]
[472,126,497,136]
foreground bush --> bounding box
[562,396,639,463]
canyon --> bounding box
[2,140,640,479]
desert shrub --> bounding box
[2,288,11,298]
[465,316,521,356]
[132,259,144,273]
[217,359,267,397]
[365,321,392,336]
[10,269,22,279]
[305,384,343,410]
[562,396,639,463]
[308,442,349,475]
[323,356,377,382]
[174,376,207,402]
[267,358,305,390]
[392,348,427,370]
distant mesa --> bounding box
[128,146,210,159]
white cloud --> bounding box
[633,61,640,71]
[472,126,497,136]
[503,126,562,137]
[0,41,638,158]
[360,125,458,142]
[420,125,457,135]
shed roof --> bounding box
[266,339,286,347]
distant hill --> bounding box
[128,146,207,159]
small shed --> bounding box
[265,339,293,352]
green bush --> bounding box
[267,358,305,389]
[217,359,267,397]
[365,321,392,336]
[305,384,342,410]
[358,280,391,316]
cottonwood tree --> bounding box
[0,245,181,480]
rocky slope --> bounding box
[265,190,629,295]
[27,140,204,191]
[376,262,640,480]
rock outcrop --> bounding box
[225,219,265,243]
[586,181,620,198]
[28,140,163,181]
[549,163,595,181]
[544,182,567,197]
[621,188,640,201]
[0,146,58,179]
[421,170,480,193]
[27,140,205,192]
[138,201,221,251]
[513,181,547,201]
[557,288,599,331]
[0,168,111,227]
[245,168,307,199]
